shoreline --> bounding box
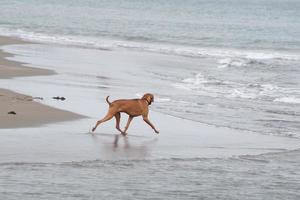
[0,36,84,129]
[0,36,56,79]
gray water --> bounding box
[1,0,300,50]
[1,0,300,199]
[1,150,300,200]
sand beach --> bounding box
[0,36,83,129]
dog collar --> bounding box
[144,99,151,105]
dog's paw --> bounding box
[154,130,159,134]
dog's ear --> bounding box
[147,95,152,104]
[145,94,151,104]
[142,94,147,100]
[147,94,155,104]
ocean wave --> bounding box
[174,73,227,92]
[217,58,266,68]
[218,58,247,68]
[2,149,299,168]
[0,27,299,61]
[173,72,283,100]
[226,84,280,99]
[237,148,300,162]
[0,27,113,50]
[0,157,210,167]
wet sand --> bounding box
[0,36,83,129]
[0,36,55,79]
[0,42,299,163]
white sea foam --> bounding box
[174,71,284,101]
[175,73,219,92]
[217,58,248,68]
[182,73,208,85]
[155,98,171,103]
[274,97,300,104]
[135,93,170,103]
[226,89,258,99]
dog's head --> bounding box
[142,93,154,105]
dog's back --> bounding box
[110,99,145,116]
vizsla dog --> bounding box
[92,93,159,135]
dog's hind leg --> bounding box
[122,116,133,135]
[92,113,114,132]
[114,112,122,133]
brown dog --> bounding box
[92,93,159,135]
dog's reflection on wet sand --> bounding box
[113,134,138,149]
[91,133,158,159]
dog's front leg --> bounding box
[143,116,159,134]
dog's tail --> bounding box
[106,96,111,105]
